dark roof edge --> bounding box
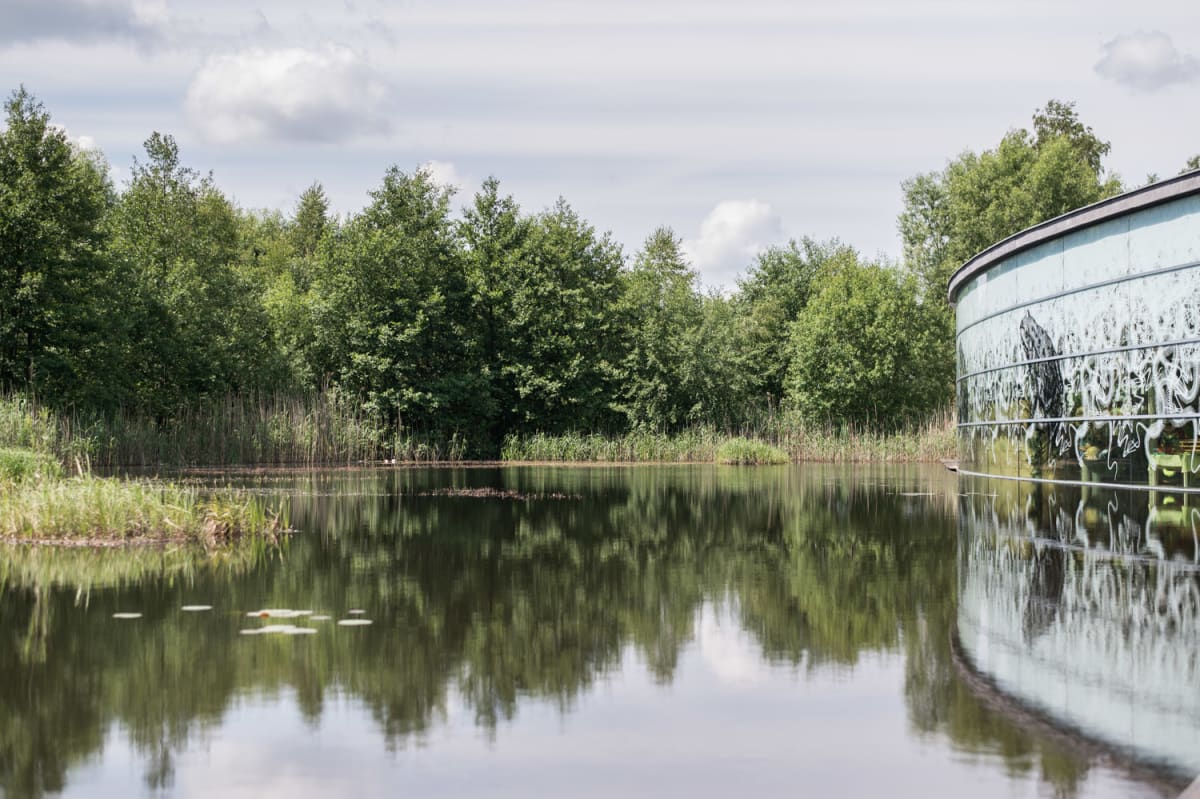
[946,169,1200,304]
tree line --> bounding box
[1,87,1178,455]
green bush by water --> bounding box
[715,438,789,465]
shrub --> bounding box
[715,438,789,465]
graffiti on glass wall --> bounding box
[956,267,1200,482]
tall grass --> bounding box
[0,470,285,545]
[502,408,956,464]
[1,392,956,468]
[0,391,467,468]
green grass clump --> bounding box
[0,474,283,545]
[0,447,63,483]
[715,438,790,465]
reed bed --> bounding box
[1,393,954,468]
[1,392,465,468]
[501,409,955,464]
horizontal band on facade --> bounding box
[955,334,1200,383]
[954,258,1200,340]
[947,170,1200,303]
[957,412,1200,428]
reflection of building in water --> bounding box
[956,478,1200,779]
[949,172,1200,487]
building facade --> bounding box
[949,171,1200,488]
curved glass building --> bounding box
[950,171,1200,488]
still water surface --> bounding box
[0,465,1196,798]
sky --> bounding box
[2,0,1198,288]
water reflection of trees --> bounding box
[0,466,1151,797]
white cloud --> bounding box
[185,45,392,144]
[1094,31,1200,92]
[419,160,468,194]
[50,123,98,152]
[130,0,169,28]
[683,199,785,288]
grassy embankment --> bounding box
[2,393,954,470]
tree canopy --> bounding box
[0,89,1146,450]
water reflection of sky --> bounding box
[61,602,1159,799]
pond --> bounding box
[0,465,1195,798]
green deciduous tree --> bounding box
[900,100,1122,304]
[459,177,531,445]
[500,199,626,434]
[311,166,488,444]
[108,133,279,410]
[736,238,855,405]
[784,254,948,426]
[617,227,702,429]
[0,87,120,407]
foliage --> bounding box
[714,437,789,465]
[900,100,1122,304]
[0,89,1141,458]
[736,237,854,404]
[616,227,703,428]
[310,167,489,448]
[107,132,281,411]
[0,392,467,468]
[784,253,950,427]
[0,87,114,406]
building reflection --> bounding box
[956,477,1200,780]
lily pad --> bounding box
[246,609,312,619]
[337,619,372,626]
[347,609,366,615]
[241,624,316,636]
[310,615,332,621]
[181,605,212,612]
[112,612,142,619]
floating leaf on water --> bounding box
[241,624,316,636]
[311,615,332,621]
[337,619,372,626]
[246,609,311,619]
[181,605,212,612]
[112,612,142,619]
[347,609,366,615]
